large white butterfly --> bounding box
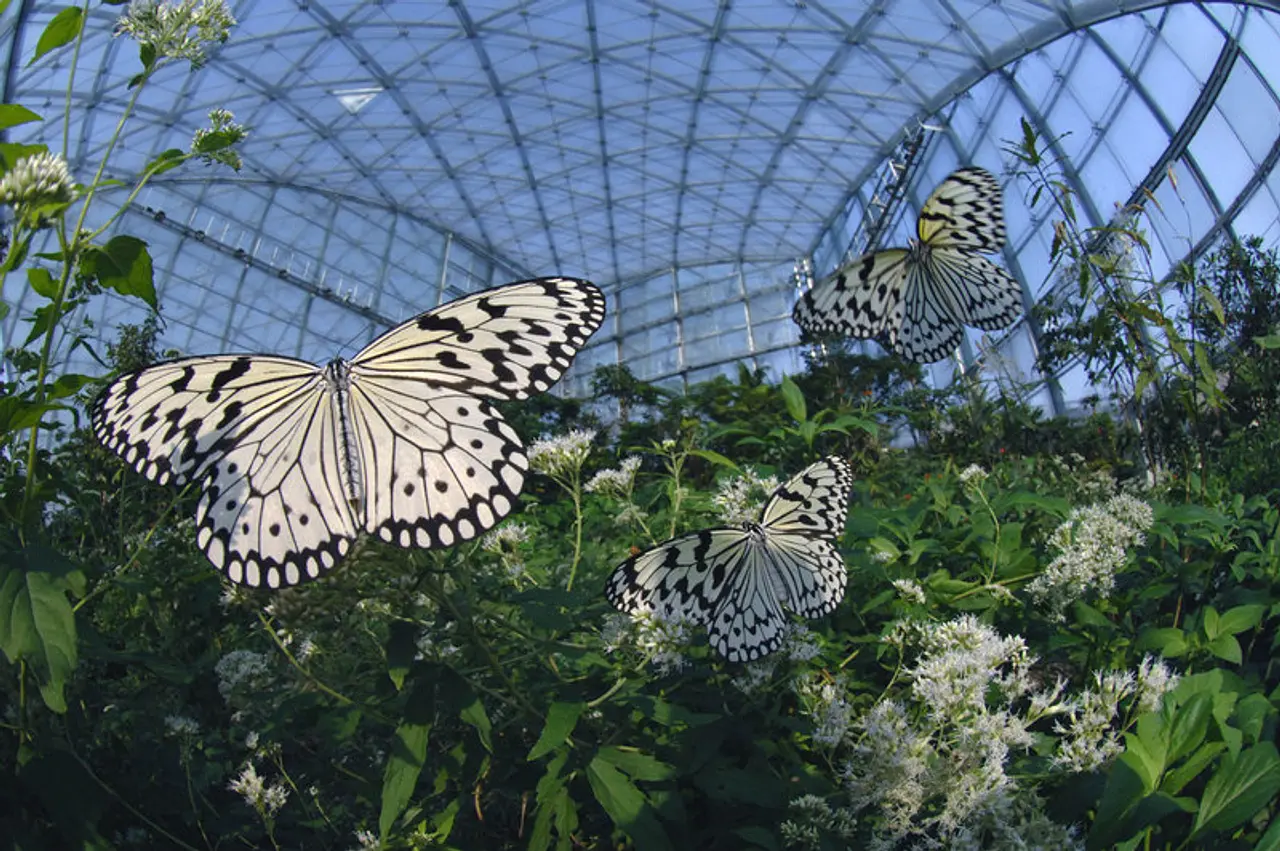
[793,166,1023,363]
[605,457,853,662]
[93,277,605,589]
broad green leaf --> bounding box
[1254,332,1280,350]
[688,448,737,469]
[1136,627,1187,657]
[1087,755,1146,850]
[0,103,41,131]
[1202,606,1220,639]
[1217,604,1264,635]
[26,266,57,299]
[0,141,46,170]
[1166,692,1212,765]
[1235,693,1273,744]
[30,7,84,65]
[586,755,673,851]
[378,719,430,840]
[596,746,675,781]
[528,702,585,762]
[0,547,81,714]
[734,826,780,851]
[82,236,157,310]
[1161,741,1226,796]
[1192,742,1280,838]
[0,396,60,434]
[46,373,93,401]
[1207,634,1242,665]
[1123,729,1165,793]
[529,751,570,851]
[779,376,806,423]
[1257,809,1280,851]
[435,665,492,752]
[144,148,186,176]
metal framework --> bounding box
[1,1,1277,405]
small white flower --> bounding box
[214,650,270,699]
[712,468,779,525]
[529,429,596,480]
[0,152,75,225]
[891,578,926,605]
[228,762,288,816]
[1135,655,1179,713]
[481,522,531,553]
[352,828,381,850]
[245,731,260,751]
[585,456,642,497]
[958,464,988,487]
[163,715,199,736]
[114,0,236,67]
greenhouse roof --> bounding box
[3,0,1280,406]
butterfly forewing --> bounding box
[917,166,1007,252]
[762,455,853,537]
[352,277,606,400]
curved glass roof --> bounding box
[3,0,1279,411]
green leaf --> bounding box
[779,376,806,423]
[586,755,673,851]
[379,719,431,839]
[0,103,41,131]
[1217,604,1264,635]
[1166,692,1212,765]
[530,751,570,851]
[595,746,675,781]
[30,7,84,66]
[1235,693,1273,744]
[81,236,157,310]
[1192,742,1280,838]
[1257,809,1280,851]
[1161,741,1226,796]
[26,266,57,299]
[46,373,93,401]
[384,620,417,691]
[733,826,780,851]
[0,546,81,714]
[688,448,737,469]
[435,665,492,752]
[0,141,46,170]
[1253,333,1280,350]
[1207,634,1242,665]
[1087,756,1146,851]
[528,702,585,762]
[144,148,186,176]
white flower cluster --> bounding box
[529,429,596,480]
[481,522,530,552]
[214,649,270,699]
[845,616,1072,844]
[228,762,288,817]
[712,468,779,525]
[1053,656,1179,772]
[191,107,248,169]
[779,794,858,849]
[730,625,822,694]
[797,673,853,748]
[891,578,926,605]
[585,456,642,497]
[958,464,988,488]
[350,828,381,850]
[601,611,693,676]
[1028,493,1154,617]
[115,0,236,67]
[0,152,75,226]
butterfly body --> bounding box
[95,277,605,588]
[606,457,853,662]
[793,166,1023,363]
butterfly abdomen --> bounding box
[322,359,365,513]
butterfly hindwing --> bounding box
[708,544,790,662]
[791,249,908,339]
[348,380,528,549]
[352,277,606,401]
[924,248,1024,331]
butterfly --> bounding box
[792,166,1023,363]
[605,456,853,662]
[93,277,606,589]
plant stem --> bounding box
[566,481,583,591]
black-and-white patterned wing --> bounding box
[92,356,359,588]
[762,456,854,537]
[351,277,606,400]
[344,277,605,548]
[707,544,791,662]
[891,262,966,363]
[924,248,1024,332]
[760,457,852,621]
[605,529,749,625]
[917,166,1007,253]
[792,249,909,339]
